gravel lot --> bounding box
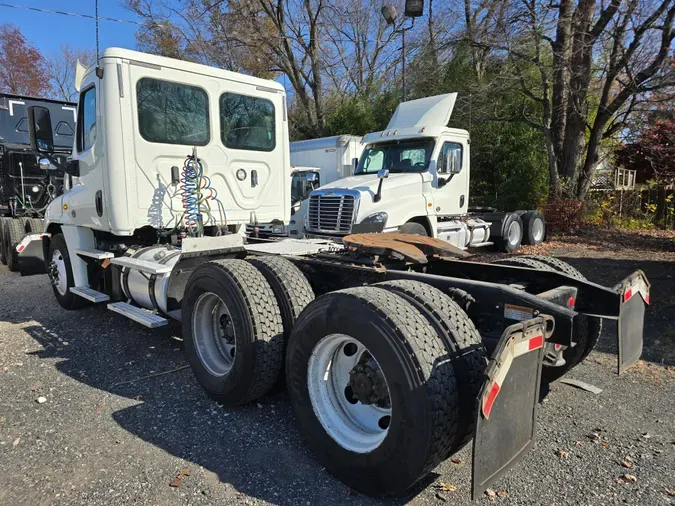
[1,230,674,506]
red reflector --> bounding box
[644,293,650,305]
[554,343,562,350]
[17,245,25,253]
[483,382,500,419]
[568,296,575,308]
[528,335,544,351]
[624,288,632,302]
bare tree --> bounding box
[47,45,95,102]
[464,0,675,198]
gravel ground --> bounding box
[1,232,674,506]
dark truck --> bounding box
[0,93,75,271]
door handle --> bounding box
[95,190,103,217]
[251,169,258,188]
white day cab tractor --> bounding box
[247,134,364,239]
[19,48,649,500]
[0,93,76,272]
[303,93,546,252]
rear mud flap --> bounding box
[471,316,553,500]
[17,234,47,275]
[615,270,649,374]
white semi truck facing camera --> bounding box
[303,94,546,253]
[13,47,649,502]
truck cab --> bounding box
[304,94,543,252]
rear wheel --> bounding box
[491,256,555,271]
[376,280,487,454]
[521,210,546,245]
[0,218,9,265]
[520,255,602,380]
[286,286,459,495]
[5,219,26,272]
[182,259,285,405]
[398,221,428,236]
[493,213,523,253]
[26,218,44,234]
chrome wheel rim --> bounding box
[532,218,545,242]
[51,249,68,296]
[508,220,522,246]
[307,334,392,453]
[192,292,236,377]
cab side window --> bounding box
[77,87,97,152]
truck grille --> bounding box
[307,194,356,234]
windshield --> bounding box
[355,139,435,175]
[290,171,316,203]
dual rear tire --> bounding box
[182,257,487,495]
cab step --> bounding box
[107,302,167,328]
[70,286,110,303]
[76,248,115,260]
[109,257,173,275]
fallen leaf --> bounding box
[555,449,568,458]
[450,457,462,464]
[497,490,508,498]
[485,488,497,501]
[618,474,638,484]
[12,437,20,447]
[98,402,105,408]
[169,478,182,488]
[625,456,633,462]
[622,460,633,469]
[435,482,457,492]
[664,487,675,497]
[642,432,652,439]
[602,443,610,449]
[180,468,191,476]
[575,440,584,446]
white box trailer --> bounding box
[290,134,364,182]
[15,48,650,501]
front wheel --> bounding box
[398,221,428,236]
[47,233,88,309]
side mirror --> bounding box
[306,172,318,183]
[27,106,54,154]
[443,146,462,175]
[377,168,390,179]
[64,159,80,177]
[39,158,60,171]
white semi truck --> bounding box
[303,94,546,253]
[17,48,649,499]
[247,135,364,239]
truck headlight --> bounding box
[272,224,285,234]
[361,212,388,226]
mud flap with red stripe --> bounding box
[614,270,649,374]
[17,233,48,276]
[471,315,554,500]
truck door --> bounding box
[64,77,108,229]
[431,139,470,216]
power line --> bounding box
[0,2,144,25]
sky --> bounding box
[0,0,139,58]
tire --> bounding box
[26,218,44,234]
[398,221,428,236]
[47,233,88,309]
[375,280,487,454]
[0,218,9,265]
[519,255,603,380]
[521,210,546,246]
[247,256,315,339]
[491,256,555,271]
[181,259,284,405]
[286,286,459,495]
[4,219,25,272]
[493,213,523,253]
